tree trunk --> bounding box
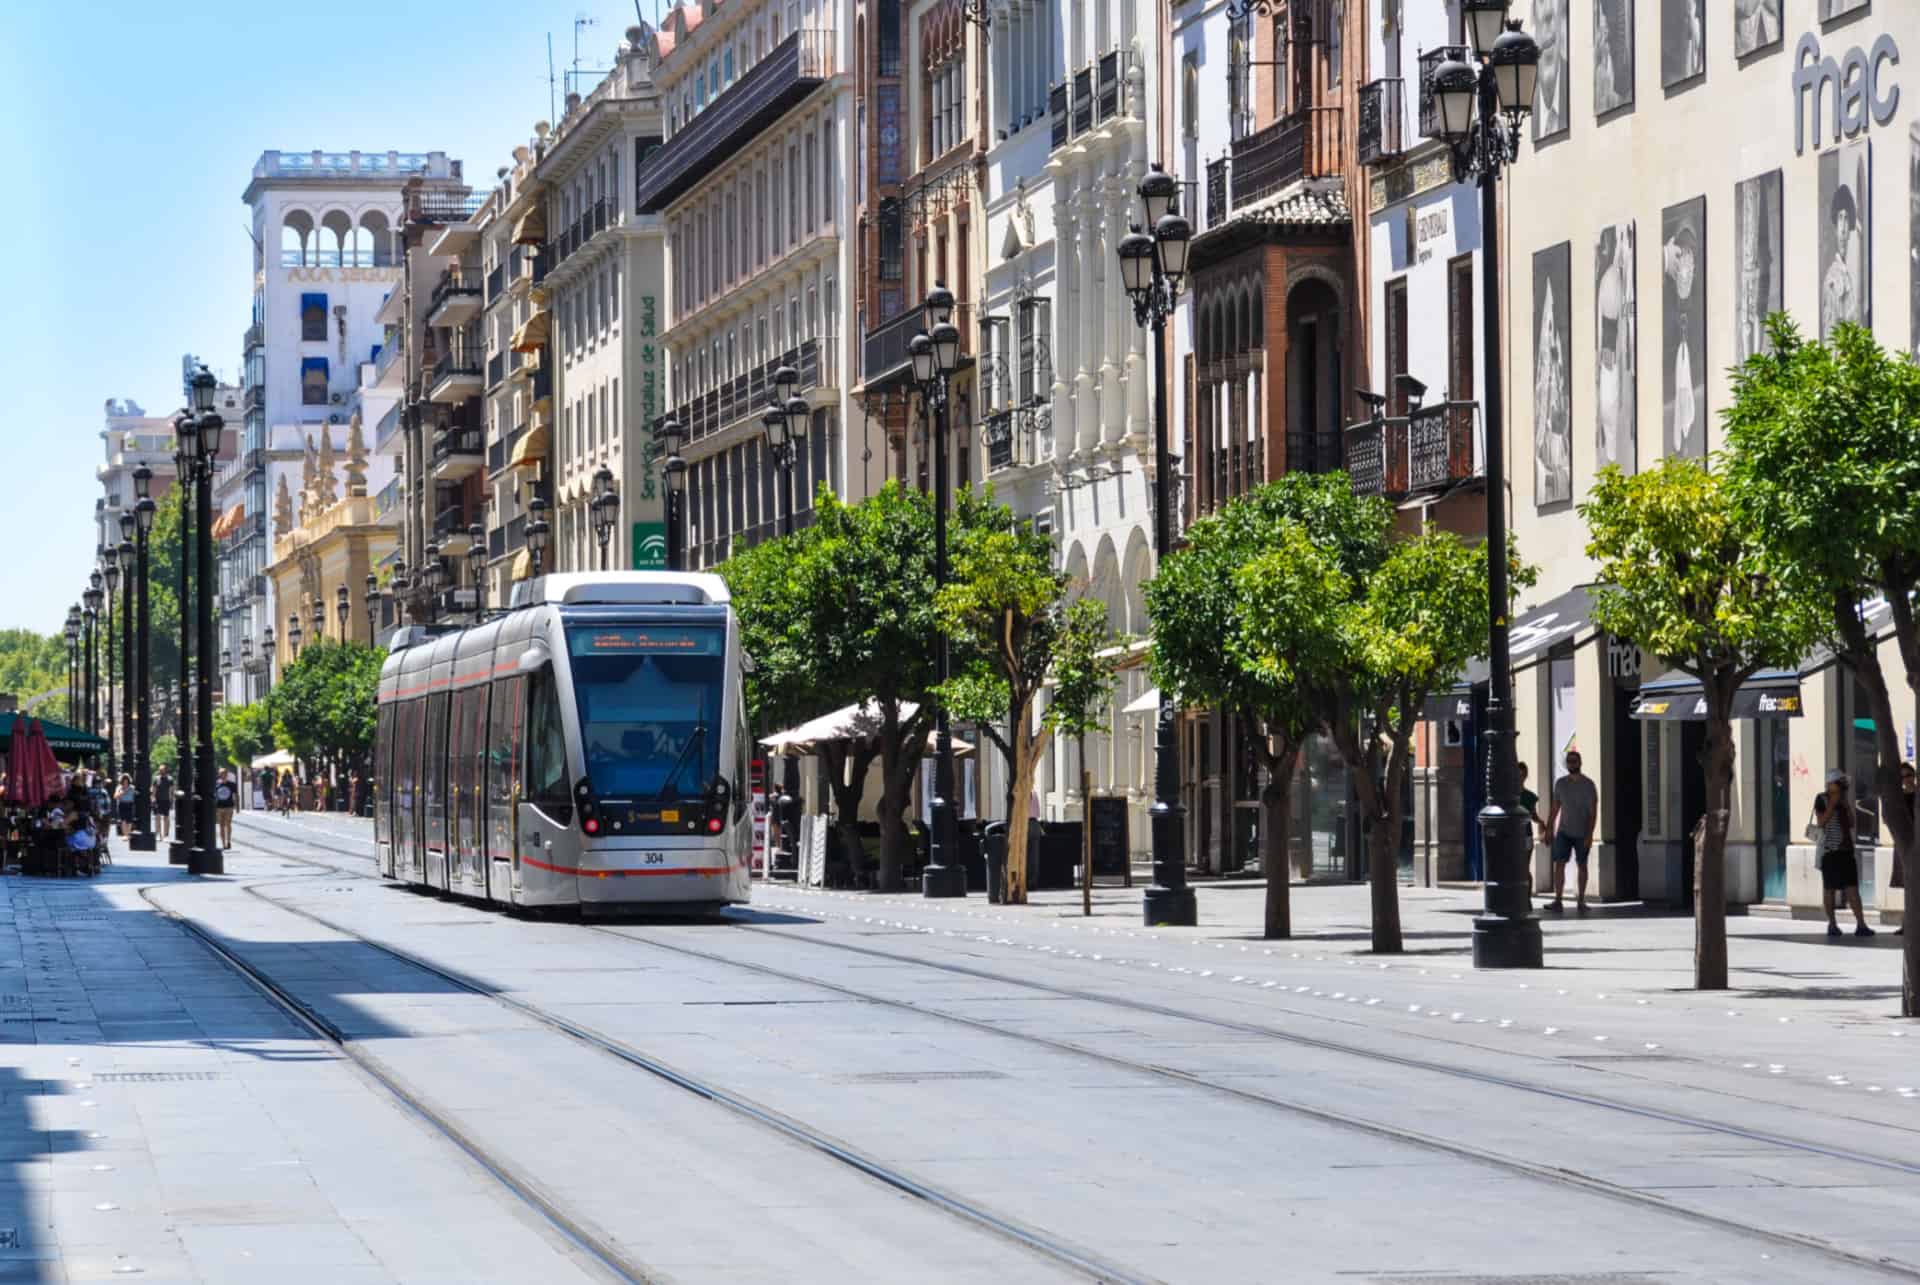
[1005,718,1046,905]
[1259,741,1299,940]
[1695,707,1736,990]
[823,742,876,888]
[1331,710,1403,954]
[1081,735,1093,917]
[1904,828,1919,1018]
[875,734,908,892]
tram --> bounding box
[372,572,753,913]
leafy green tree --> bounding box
[271,641,383,772]
[1723,317,1920,1008]
[0,628,76,724]
[212,700,275,776]
[1043,598,1120,915]
[936,514,1069,903]
[1584,456,1823,989]
[151,734,177,772]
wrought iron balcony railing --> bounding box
[430,268,481,315]
[667,338,828,446]
[1358,78,1405,165]
[1049,49,1134,153]
[1231,106,1343,208]
[1345,401,1481,498]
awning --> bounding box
[508,422,549,472]
[511,206,547,246]
[1463,583,1596,685]
[510,309,551,353]
[250,748,296,769]
[1122,687,1161,716]
[0,717,106,756]
[510,549,533,581]
[211,504,245,541]
[1630,668,1804,721]
[762,700,921,754]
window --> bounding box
[772,158,785,250]
[1385,277,1409,415]
[822,119,835,228]
[787,144,800,246]
[1447,254,1474,400]
[1328,1,1344,89]
[878,200,904,281]
[1270,12,1290,119]
[524,666,572,821]
[567,625,724,799]
[757,170,769,265]
[301,292,329,342]
[1183,54,1199,139]
[805,134,817,233]
[716,450,731,538]
[301,357,329,406]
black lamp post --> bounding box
[82,580,101,743]
[367,571,383,642]
[592,465,618,569]
[116,532,134,792]
[188,367,224,875]
[1430,1,1542,968]
[261,626,276,698]
[1118,162,1198,927]
[63,609,80,728]
[101,553,119,781]
[466,525,486,618]
[310,595,326,645]
[655,417,688,571]
[761,372,808,870]
[336,584,351,639]
[909,284,968,900]
[527,496,551,578]
[131,469,156,850]
[170,410,195,865]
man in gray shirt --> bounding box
[1546,750,1599,913]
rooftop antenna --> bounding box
[547,32,557,125]
[573,13,597,95]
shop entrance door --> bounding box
[1757,719,1791,901]
[1611,683,1642,901]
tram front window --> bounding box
[568,625,725,801]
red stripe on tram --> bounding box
[521,855,729,879]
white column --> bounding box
[1075,173,1102,456]
[1051,189,1078,464]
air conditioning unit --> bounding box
[328,413,344,424]
[330,392,345,404]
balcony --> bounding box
[634,29,836,214]
[487,351,506,389]
[1419,47,1469,139]
[1049,50,1134,153]
[983,411,1046,474]
[1231,107,1343,208]
[489,423,527,475]
[862,302,972,391]
[244,384,266,412]
[1358,78,1406,166]
[243,447,265,477]
[429,347,484,404]
[667,338,831,447]
[373,401,402,451]
[434,503,475,549]
[374,334,404,389]
[243,321,264,351]
[484,262,506,303]
[428,268,483,326]
[1206,158,1228,231]
[488,514,526,560]
[548,199,609,271]
[1345,402,1481,498]
[430,426,485,481]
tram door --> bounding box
[486,676,524,902]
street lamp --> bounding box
[288,613,303,661]
[336,584,351,636]
[101,553,119,781]
[131,466,156,850]
[261,626,276,698]
[592,465,618,570]
[85,572,103,742]
[116,533,134,791]
[168,410,195,864]
[1429,1,1542,968]
[1118,161,1198,928]
[63,609,80,729]
[367,571,382,644]
[310,595,326,643]
[654,417,688,572]
[188,366,224,874]
[761,387,808,873]
[527,495,551,578]
[909,283,968,900]
[466,524,486,618]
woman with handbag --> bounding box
[1812,771,1874,938]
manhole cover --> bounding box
[95,1072,222,1083]
[842,1070,1009,1084]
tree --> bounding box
[1583,455,1823,989]
[936,514,1068,904]
[1150,475,1385,939]
[211,700,274,775]
[140,488,186,734]
[0,628,77,724]
[271,641,383,772]
[1723,317,1920,1010]
[1045,598,1119,915]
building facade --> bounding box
[1502,2,1918,918]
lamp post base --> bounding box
[129,830,155,852]
[922,863,967,899]
[168,841,189,866]
[1471,913,1544,969]
[1143,885,1197,927]
[187,846,224,876]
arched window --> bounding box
[281,210,315,267]
[318,210,352,269]
[360,210,393,266]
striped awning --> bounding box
[511,206,546,246]
[510,548,533,581]
[508,422,549,472]
[510,309,550,353]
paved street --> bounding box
[0,807,1883,1283]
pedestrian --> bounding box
[213,770,236,850]
[1894,762,1914,936]
[1517,761,1545,847]
[1545,750,1598,913]
[113,773,134,838]
[152,764,173,841]
[1811,770,1874,938]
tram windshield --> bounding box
[567,624,725,800]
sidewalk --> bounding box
[0,839,599,1284]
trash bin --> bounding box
[982,822,1007,904]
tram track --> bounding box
[229,817,1920,1279]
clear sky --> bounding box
[0,0,655,635]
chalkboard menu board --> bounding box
[1089,796,1130,879]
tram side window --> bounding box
[488,675,522,820]
[425,692,449,840]
[374,705,392,842]
[395,700,418,811]
[525,667,574,823]
[464,686,491,850]
[450,688,475,849]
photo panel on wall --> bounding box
[1819,139,1871,339]
[1734,0,1781,58]
[1663,0,1705,87]
[1533,0,1570,139]
[1735,170,1783,363]
[1534,241,1573,505]
[1595,0,1634,115]
[1595,222,1636,474]
[1662,197,1707,461]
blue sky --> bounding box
[0,0,652,635]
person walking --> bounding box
[1893,762,1914,936]
[1545,750,1599,914]
[152,765,173,841]
[213,770,237,850]
[1813,770,1874,938]
[113,774,134,838]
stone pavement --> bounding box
[0,841,604,1284]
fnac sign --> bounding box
[1794,31,1901,155]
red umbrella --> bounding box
[19,721,63,809]
[3,717,25,805]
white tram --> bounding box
[373,572,753,913]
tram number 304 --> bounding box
[641,852,668,866]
